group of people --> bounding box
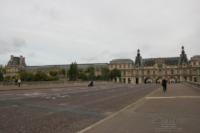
[87,79,168,93]
[87,78,168,92]
[14,78,168,92]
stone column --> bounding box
[187,77,190,82]
[139,77,142,84]
[131,77,136,84]
[180,76,184,82]
[116,77,120,83]
[125,77,129,84]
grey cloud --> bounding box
[13,38,26,48]
[0,38,26,55]
[0,0,199,65]
[81,50,111,63]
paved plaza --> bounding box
[0,83,158,133]
[0,83,199,133]
[81,83,200,133]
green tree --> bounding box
[4,76,11,81]
[67,62,78,81]
[20,71,35,81]
[34,71,49,81]
[49,70,58,77]
[86,67,95,80]
[100,67,110,81]
[110,68,121,81]
[0,66,4,81]
[78,69,88,81]
[60,69,66,76]
[0,73,3,81]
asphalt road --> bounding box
[0,83,159,133]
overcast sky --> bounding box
[0,0,199,66]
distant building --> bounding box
[4,46,200,83]
[26,63,108,77]
[4,55,108,78]
[109,46,200,84]
[5,55,26,77]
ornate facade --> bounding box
[5,55,26,77]
[109,47,200,84]
[4,46,200,83]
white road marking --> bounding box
[145,96,200,100]
[77,88,161,133]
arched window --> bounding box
[171,70,174,75]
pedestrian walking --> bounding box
[17,78,21,87]
[162,78,167,93]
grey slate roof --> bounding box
[142,57,180,66]
[7,56,26,67]
[142,58,155,66]
[110,59,134,64]
[26,65,68,70]
[165,57,180,65]
[7,57,20,66]
[26,63,108,71]
[78,63,108,69]
[191,55,200,60]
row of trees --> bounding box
[0,66,4,81]
[19,68,66,81]
[0,63,121,82]
[20,71,58,81]
[67,62,121,81]
[0,68,66,82]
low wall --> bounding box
[0,80,110,86]
[0,80,65,86]
[0,81,113,91]
[186,81,200,87]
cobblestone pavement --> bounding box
[84,83,200,133]
[0,83,159,133]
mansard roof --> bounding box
[78,63,108,69]
[191,55,200,61]
[142,57,180,66]
[7,55,26,67]
[110,59,134,64]
[142,58,155,66]
[26,63,108,70]
[165,57,180,65]
[7,57,20,66]
[26,65,68,70]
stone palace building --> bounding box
[5,55,107,78]
[109,46,200,84]
[4,46,200,84]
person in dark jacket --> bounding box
[88,80,94,87]
[162,78,167,93]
